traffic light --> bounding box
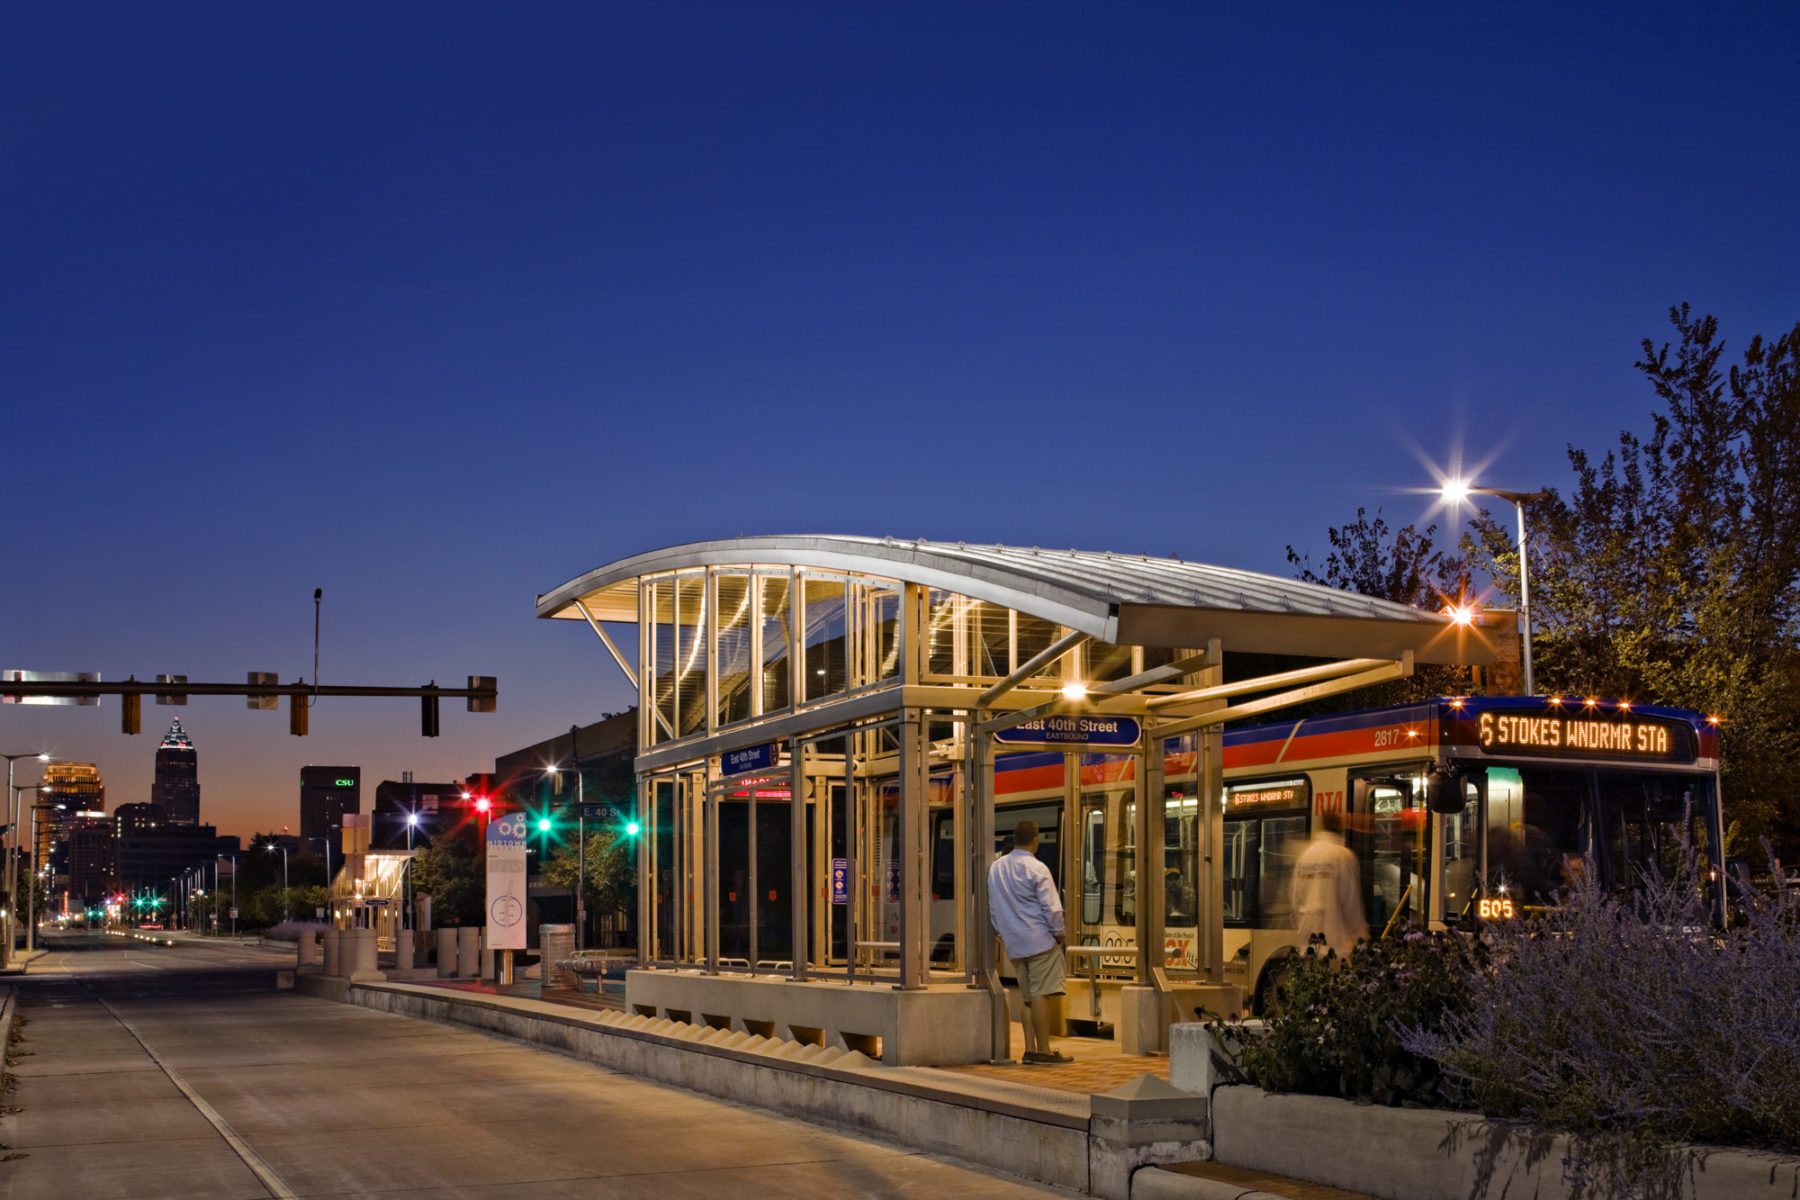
[290,692,309,736]
[624,819,642,837]
[122,691,142,735]
[537,817,552,833]
[421,694,440,737]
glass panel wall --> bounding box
[759,573,791,714]
[648,580,676,744]
[1016,613,1063,679]
[968,600,1010,676]
[926,588,958,676]
[716,573,753,726]
[1087,640,1136,683]
[802,577,848,700]
[674,574,708,737]
[868,586,901,680]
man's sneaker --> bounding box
[1023,1050,1074,1065]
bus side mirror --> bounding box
[1426,768,1465,815]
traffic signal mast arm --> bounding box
[0,674,497,736]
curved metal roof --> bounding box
[537,535,1491,664]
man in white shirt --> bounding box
[1292,809,1365,960]
[987,819,1071,1064]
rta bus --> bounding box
[973,696,1723,1019]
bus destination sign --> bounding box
[1460,710,1696,764]
[1224,778,1310,810]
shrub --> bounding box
[1403,847,1800,1158]
[1218,930,1477,1108]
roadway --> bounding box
[1,930,1076,1199]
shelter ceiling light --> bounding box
[1061,682,1087,702]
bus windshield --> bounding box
[1481,764,1717,909]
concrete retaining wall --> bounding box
[1211,1087,1800,1200]
[625,969,990,1065]
[1166,1022,1800,1200]
[297,975,1090,1191]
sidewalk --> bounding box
[0,948,49,976]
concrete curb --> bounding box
[0,985,18,1098]
[1131,1169,1289,1200]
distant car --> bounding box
[139,922,164,930]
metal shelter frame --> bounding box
[538,536,1491,1062]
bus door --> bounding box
[1435,767,1484,928]
[1349,771,1430,936]
[1220,776,1311,994]
[1076,754,1135,971]
[1160,785,1202,970]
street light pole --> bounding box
[309,836,334,899]
[1442,480,1551,696]
[404,811,419,933]
[267,843,290,922]
[1,752,49,966]
[218,854,237,937]
[18,783,45,954]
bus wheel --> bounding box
[1253,957,1294,1016]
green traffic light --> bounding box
[625,820,641,837]
[538,817,552,832]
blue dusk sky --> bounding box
[2,4,1795,842]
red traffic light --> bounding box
[474,796,491,814]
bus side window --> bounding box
[932,812,955,898]
[1083,809,1104,924]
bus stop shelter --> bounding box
[537,536,1490,1064]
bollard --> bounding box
[394,926,414,971]
[435,928,458,978]
[352,928,379,979]
[321,927,342,977]
[296,930,319,971]
[457,926,481,980]
[539,924,575,990]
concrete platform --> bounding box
[297,973,1209,1198]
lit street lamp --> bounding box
[1441,479,1552,696]
[404,810,419,932]
[266,842,290,923]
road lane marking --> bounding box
[97,997,300,1200]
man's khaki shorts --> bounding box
[1014,945,1066,1003]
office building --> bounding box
[36,760,105,868]
[151,718,201,825]
[299,765,360,848]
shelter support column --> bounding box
[1197,639,1225,982]
[968,711,1006,1060]
[789,740,807,981]
[897,707,931,990]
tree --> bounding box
[410,824,483,926]
[1464,306,1800,852]
[1286,507,1476,704]
[542,828,636,927]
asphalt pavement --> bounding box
[0,930,1078,1199]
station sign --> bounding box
[994,714,1141,747]
[485,812,528,949]
[721,741,778,776]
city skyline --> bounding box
[4,4,1795,841]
